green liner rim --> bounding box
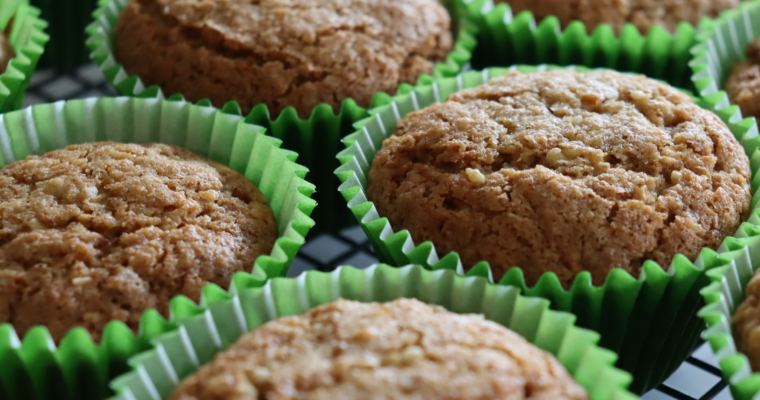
[0,96,317,400]
[688,1,760,398]
[335,64,760,393]
[106,264,639,400]
[462,0,698,88]
[0,0,48,113]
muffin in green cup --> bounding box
[688,1,760,399]
[104,263,638,400]
[0,96,316,400]
[336,65,760,393]
[0,0,48,113]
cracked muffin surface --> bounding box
[500,0,739,34]
[0,142,277,342]
[169,298,588,400]
[368,70,751,287]
[114,0,453,117]
[726,38,760,123]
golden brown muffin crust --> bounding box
[169,298,588,400]
[726,38,760,122]
[500,0,739,34]
[115,0,453,117]
[0,142,278,342]
[368,70,752,287]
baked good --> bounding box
[169,298,588,400]
[726,38,760,122]
[0,142,278,342]
[114,0,453,118]
[733,270,760,371]
[0,33,14,74]
[367,70,752,287]
[499,0,739,34]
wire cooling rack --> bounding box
[22,65,734,400]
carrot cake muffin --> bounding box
[733,270,760,371]
[726,38,760,122]
[169,298,588,400]
[0,142,278,342]
[500,0,739,34]
[114,0,453,117]
[368,70,752,287]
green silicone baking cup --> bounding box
[104,263,638,400]
[84,0,481,234]
[687,2,760,398]
[0,0,47,113]
[460,0,697,88]
[0,95,317,400]
[334,64,760,394]
[29,0,95,70]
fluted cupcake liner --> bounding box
[334,65,760,394]
[29,0,95,70]
[687,2,760,398]
[0,0,47,113]
[84,0,482,235]
[460,0,697,88]
[690,0,760,105]
[103,263,637,400]
[0,96,317,400]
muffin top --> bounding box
[169,298,588,400]
[368,70,752,287]
[0,142,278,342]
[503,0,738,34]
[116,0,452,116]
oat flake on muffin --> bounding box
[114,0,453,117]
[368,70,752,287]
[0,142,278,342]
[169,298,588,400]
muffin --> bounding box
[0,142,278,342]
[114,0,453,118]
[0,32,14,74]
[726,38,760,122]
[169,298,588,400]
[499,0,739,34]
[367,70,752,287]
[732,270,760,371]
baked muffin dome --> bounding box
[368,70,752,287]
[114,0,453,117]
[500,0,739,34]
[169,298,588,400]
[0,142,278,342]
